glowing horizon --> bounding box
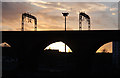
[44,41,72,53]
[96,42,112,53]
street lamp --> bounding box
[62,12,69,53]
[62,12,69,31]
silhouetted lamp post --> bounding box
[62,12,69,53]
[62,13,69,31]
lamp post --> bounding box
[62,13,69,31]
[62,12,69,52]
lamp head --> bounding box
[62,13,69,17]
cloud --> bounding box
[31,2,69,11]
[2,2,38,31]
[2,0,120,2]
[31,2,48,8]
[34,0,51,4]
[61,2,108,13]
[110,8,117,11]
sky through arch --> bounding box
[44,41,72,53]
[96,42,112,53]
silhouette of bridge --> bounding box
[2,30,120,77]
[2,30,120,53]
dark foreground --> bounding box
[2,30,120,77]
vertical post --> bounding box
[79,13,82,31]
[65,43,66,53]
[79,16,82,30]
[22,21,24,31]
[65,16,66,31]
[35,20,37,31]
[62,12,69,53]
[65,16,66,52]
[113,41,120,69]
[88,19,90,30]
[34,18,37,31]
[35,25,37,31]
[22,15,24,31]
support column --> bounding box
[113,41,120,69]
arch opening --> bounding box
[44,41,72,53]
[96,42,112,53]
[0,42,11,47]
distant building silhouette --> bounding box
[44,49,59,53]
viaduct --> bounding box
[2,30,120,77]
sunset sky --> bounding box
[1,1,119,31]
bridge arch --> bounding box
[96,41,113,53]
[29,39,74,54]
[44,41,72,53]
[0,42,11,47]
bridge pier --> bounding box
[113,41,120,70]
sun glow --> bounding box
[0,42,11,47]
[96,42,112,53]
[44,41,72,53]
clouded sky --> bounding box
[2,0,120,2]
[1,1,119,31]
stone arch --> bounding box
[44,41,72,53]
[96,41,113,53]
[30,39,74,54]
